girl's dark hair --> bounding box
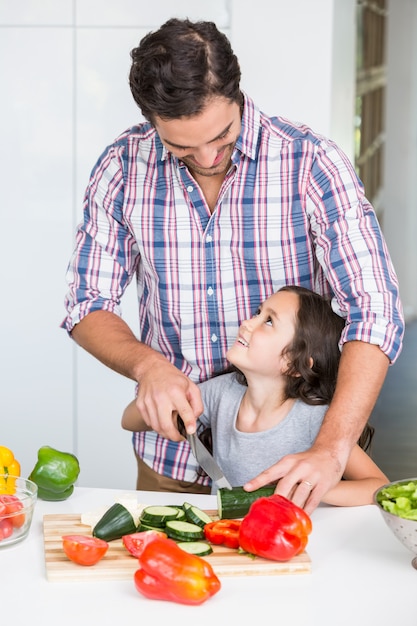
[279,285,345,404]
[129,18,243,123]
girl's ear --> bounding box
[289,356,313,378]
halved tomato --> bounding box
[122,530,167,558]
[0,494,25,528]
[62,535,109,566]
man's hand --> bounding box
[71,311,202,440]
[243,446,346,515]
[135,358,203,441]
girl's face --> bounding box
[226,290,299,378]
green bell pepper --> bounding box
[29,446,80,501]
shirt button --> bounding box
[211,334,218,343]
[206,234,213,243]
[207,287,214,296]
[187,185,193,193]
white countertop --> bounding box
[2,486,415,625]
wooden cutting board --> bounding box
[43,513,311,582]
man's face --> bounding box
[154,97,241,178]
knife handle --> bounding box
[177,416,213,455]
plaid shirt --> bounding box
[63,93,404,484]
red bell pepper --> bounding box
[134,536,221,605]
[238,494,312,561]
[204,519,242,549]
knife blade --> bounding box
[177,416,232,490]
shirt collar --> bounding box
[234,92,261,161]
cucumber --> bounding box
[137,521,165,532]
[217,485,276,519]
[177,541,213,556]
[139,505,180,528]
[93,502,137,541]
[165,520,205,541]
[166,506,186,521]
[183,502,213,527]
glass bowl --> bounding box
[0,475,38,547]
[374,478,417,569]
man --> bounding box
[63,19,404,513]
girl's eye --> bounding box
[265,316,273,326]
[253,308,261,317]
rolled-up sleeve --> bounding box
[308,142,404,363]
[62,145,138,333]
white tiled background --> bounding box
[1,0,415,488]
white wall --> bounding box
[3,0,413,489]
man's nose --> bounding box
[193,145,218,167]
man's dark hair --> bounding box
[129,18,242,123]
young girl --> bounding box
[122,286,388,506]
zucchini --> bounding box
[137,521,164,532]
[139,505,180,528]
[177,541,213,556]
[165,520,205,541]
[217,485,276,519]
[166,505,186,521]
[93,502,137,541]
[183,502,212,527]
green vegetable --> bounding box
[137,521,164,532]
[165,520,205,541]
[93,503,137,541]
[183,502,212,527]
[177,541,213,556]
[140,505,180,528]
[376,481,417,520]
[217,485,276,519]
[28,446,80,501]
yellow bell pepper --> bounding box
[0,446,21,494]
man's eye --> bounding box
[218,129,230,140]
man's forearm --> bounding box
[70,310,165,382]
[313,340,389,464]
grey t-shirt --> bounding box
[198,372,328,492]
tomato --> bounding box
[0,494,25,528]
[62,535,109,566]
[0,518,13,541]
[122,530,167,558]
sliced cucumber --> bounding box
[169,506,186,521]
[183,502,213,527]
[177,541,213,556]
[137,521,165,533]
[139,505,180,528]
[165,520,205,541]
[217,485,276,519]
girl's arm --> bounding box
[321,444,388,506]
[121,399,151,432]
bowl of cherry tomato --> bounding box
[0,475,38,547]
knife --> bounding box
[177,417,233,490]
